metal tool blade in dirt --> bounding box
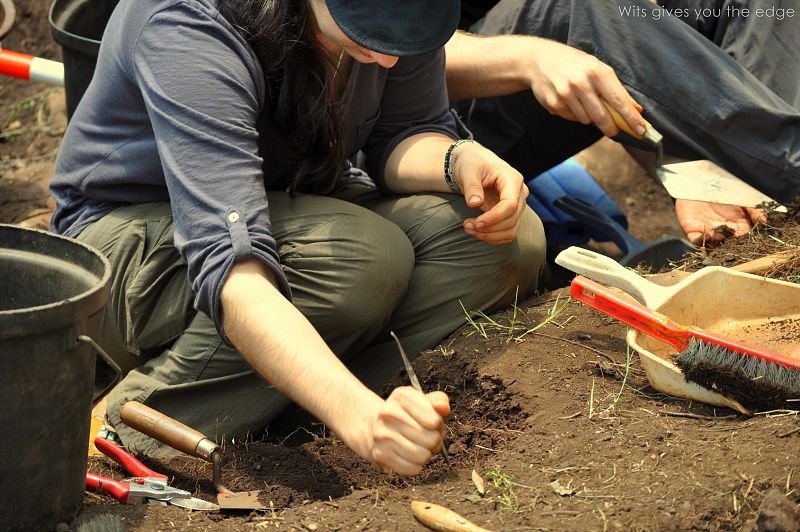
[120,401,266,511]
[391,330,422,389]
[166,495,220,511]
[390,331,452,468]
[657,159,786,210]
[604,101,785,211]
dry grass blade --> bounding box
[472,469,486,495]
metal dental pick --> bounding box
[389,331,451,468]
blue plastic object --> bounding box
[526,157,628,247]
[553,195,695,270]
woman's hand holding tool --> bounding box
[365,386,451,476]
[358,332,451,477]
[391,331,451,468]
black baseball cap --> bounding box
[325,0,461,57]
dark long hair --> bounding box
[221,0,344,194]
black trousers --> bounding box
[461,0,800,203]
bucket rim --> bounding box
[0,224,111,338]
[49,0,103,58]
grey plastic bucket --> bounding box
[0,225,111,531]
[49,0,119,118]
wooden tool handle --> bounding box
[120,401,217,461]
[411,501,492,532]
[555,246,671,308]
[733,250,795,274]
[603,101,653,139]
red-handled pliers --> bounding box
[86,437,219,511]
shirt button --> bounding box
[228,211,240,223]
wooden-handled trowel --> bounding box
[604,103,784,210]
[120,401,266,511]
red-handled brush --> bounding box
[571,275,800,411]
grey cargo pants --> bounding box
[78,185,545,457]
[462,0,800,203]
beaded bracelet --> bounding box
[444,138,477,193]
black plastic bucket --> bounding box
[0,225,111,531]
[49,0,119,118]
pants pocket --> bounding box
[125,216,194,355]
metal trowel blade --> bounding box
[218,490,266,511]
[657,160,787,211]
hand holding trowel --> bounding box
[603,103,784,211]
[120,401,266,510]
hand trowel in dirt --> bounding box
[656,157,786,211]
[604,103,785,211]
[120,401,266,511]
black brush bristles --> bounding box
[674,338,800,412]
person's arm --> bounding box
[134,7,448,475]
[445,31,646,138]
[384,132,528,245]
[364,51,527,245]
[446,32,763,246]
[220,259,449,475]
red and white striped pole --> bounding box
[0,49,64,86]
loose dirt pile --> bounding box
[78,204,800,530]
[80,268,800,531]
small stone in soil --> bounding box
[740,490,800,532]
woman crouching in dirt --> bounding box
[49,0,545,474]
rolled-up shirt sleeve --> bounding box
[132,5,291,342]
[363,49,460,193]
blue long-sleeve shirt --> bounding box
[50,0,458,340]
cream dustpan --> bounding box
[556,247,800,415]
